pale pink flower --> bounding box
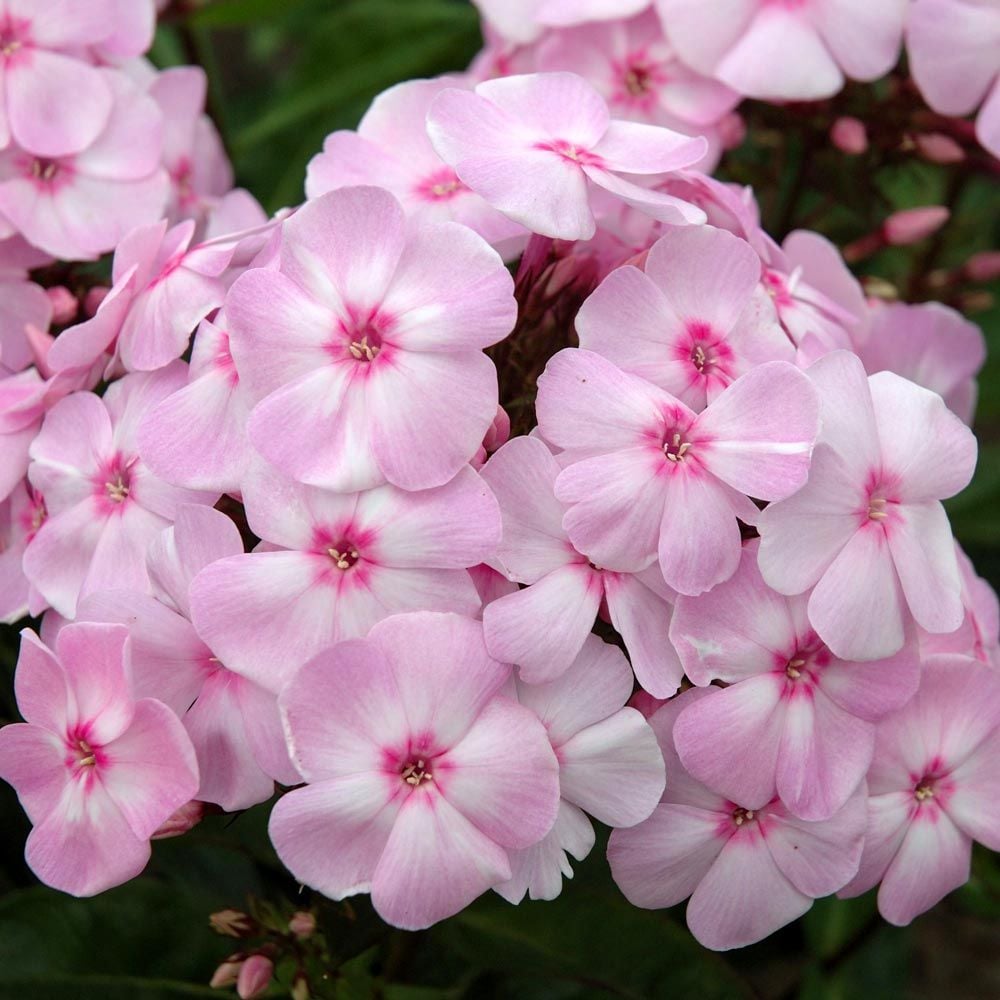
[77,505,298,812]
[840,657,1000,925]
[306,78,526,253]
[189,457,500,695]
[535,350,820,595]
[656,0,908,101]
[495,635,665,902]
[0,70,168,261]
[907,0,1000,157]
[226,186,517,492]
[0,1,118,156]
[268,612,561,930]
[756,351,978,661]
[138,314,252,494]
[670,541,920,820]
[480,435,683,695]
[575,224,793,411]
[148,66,235,227]
[0,622,199,896]
[0,479,46,622]
[426,72,708,241]
[856,301,986,425]
[472,0,652,45]
[537,11,739,166]
[23,363,218,618]
[609,688,866,950]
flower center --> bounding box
[347,332,381,363]
[663,432,692,463]
[914,782,934,801]
[76,739,96,769]
[105,475,129,503]
[624,65,652,97]
[417,166,465,202]
[400,758,433,787]
[31,159,59,183]
[868,496,888,521]
[537,139,604,168]
[327,544,359,570]
[732,807,755,826]
[785,656,805,679]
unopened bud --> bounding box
[883,206,950,246]
[291,972,311,1000]
[236,955,274,1000]
[288,911,316,939]
[45,286,78,326]
[483,405,511,455]
[210,957,243,989]
[209,909,256,938]
[83,285,110,317]
[861,276,899,301]
[957,290,994,314]
[914,132,965,164]
[152,799,205,839]
[964,251,1000,283]
[717,111,746,151]
[831,116,868,155]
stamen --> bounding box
[691,345,707,371]
[77,739,96,768]
[348,335,380,362]
[401,758,433,786]
[327,546,359,571]
[1,39,20,57]
[105,477,129,503]
[868,497,888,521]
[733,807,755,826]
[31,160,58,182]
[624,67,650,96]
[664,433,691,463]
[785,657,805,679]
[914,783,934,801]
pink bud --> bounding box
[831,117,868,155]
[24,323,55,378]
[914,132,965,164]
[152,799,205,839]
[965,251,1000,283]
[288,911,316,939]
[717,111,746,151]
[45,286,78,326]
[83,285,110,317]
[210,957,243,989]
[236,955,274,1000]
[483,405,511,454]
[883,206,950,246]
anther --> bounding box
[105,477,129,503]
[348,335,379,362]
[868,497,888,521]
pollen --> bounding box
[76,739,96,768]
[868,497,888,521]
[105,476,129,503]
[401,759,433,786]
[914,782,935,801]
[327,546,359,571]
[348,335,379,362]
[733,808,755,826]
[785,657,805,679]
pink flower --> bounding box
[907,0,1000,157]
[226,186,517,492]
[856,301,986,425]
[48,218,237,374]
[77,505,297,812]
[23,363,218,618]
[138,314,252,494]
[537,11,739,159]
[656,0,908,101]
[480,435,683,695]
[0,2,118,156]
[148,66,234,227]
[0,70,168,261]
[575,224,793,412]
[306,78,526,254]
[268,612,561,930]
[0,622,199,896]
[0,479,46,622]
[669,541,920,820]
[189,458,500,695]
[495,635,665,902]
[608,688,866,950]
[536,349,820,595]
[472,0,652,45]
[840,658,1000,925]
[756,351,978,661]
[426,72,708,241]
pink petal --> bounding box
[268,775,403,901]
[582,166,707,225]
[0,722,67,823]
[945,729,1000,850]
[813,0,907,81]
[12,629,69,733]
[656,0,759,76]
[371,791,512,929]
[608,803,727,909]
[590,120,708,174]
[368,350,499,491]
[440,697,560,848]
[693,361,820,501]
[839,790,913,899]
[482,563,603,683]
[673,676,786,810]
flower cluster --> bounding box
[0,0,998,965]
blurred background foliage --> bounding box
[1,0,998,997]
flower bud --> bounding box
[291,972,311,1000]
[209,957,243,989]
[830,117,868,155]
[209,909,256,938]
[83,285,110,317]
[236,955,274,1000]
[964,251,1000,283]
[45,285,78,326]
[483,405,511,455]
[914,132,965,164]
[152,799,205,839]
[883,206,949,246]
[288,911,316,939]
[24,323,55,378]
